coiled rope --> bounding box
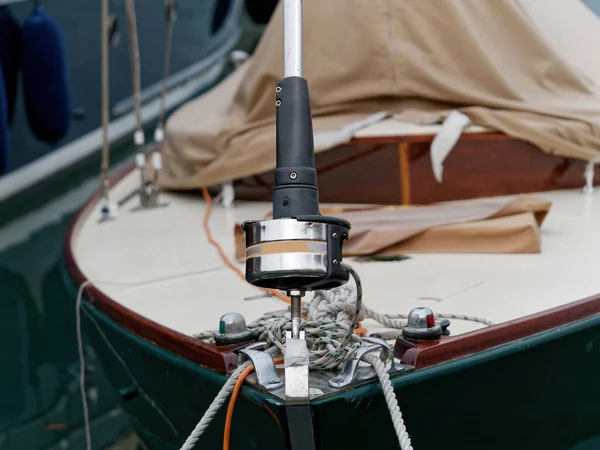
[183,188,495,449]
[185,267,416,449]
[195,281,494,367]
[310,281,495,329]
[189,276,493,449]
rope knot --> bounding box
[308,282,364,324]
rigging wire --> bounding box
[125,0,143,143]
[100,0,110,205]
[155,0,177,143]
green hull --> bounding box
[63,266,600,450]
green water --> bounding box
[0,144,141,450]
[0,8,264,447]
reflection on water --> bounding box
[0,171,135,449]
[0,8,263,448]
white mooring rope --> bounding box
[364,353,413,450]
[75,261,491,448]
[76,281,93,450]
[179,361,252,450]
[310,279,495,329]
[185,264,446,448]
[186,264,495,449]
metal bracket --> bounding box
[237,349,284,391]
[129,180,169,212]
[284,330,310,403]
[328,337,402,389]
[240,342,267,352]
[284,329,316,450]
[129,151,169,212]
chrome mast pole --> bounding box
[283,0,302,78]
[241,4,350,447]
[283,0,304,341]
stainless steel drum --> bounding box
[242,216,350,292]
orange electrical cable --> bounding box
[223,363,254,450]
[201,187,290,304]
[355,324,368,336]
[204,184,368,445]
[223,358,285,450]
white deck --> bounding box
[71,170,600,339]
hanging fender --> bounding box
[244,0,279,25]
[0,6,21,125]
[21,5,72,144]
[0,62,9,175]
[212,0,232,34]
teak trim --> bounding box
[398,141,411,204]
[65,148,600,375]
[63,163,241,374]
[401,293,600,369]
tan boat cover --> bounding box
[160,0,600,190]
[233,195,552,258]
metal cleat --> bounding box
[237,348,284,391]
[329,337,401,389]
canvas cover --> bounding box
[159,0,600,190]
[233,195,552,257]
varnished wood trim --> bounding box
[65,149,600,375]
[63,157,239,374]
[234,130,600,206]
[398,141,411,205]
[317,145,386,176]
[351,131,506,145]
[402,294,600,369]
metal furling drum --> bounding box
[242,215,350,292]
[241,0,351,295]
[241,2,353,448]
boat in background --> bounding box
[63,1,600,449]
[583,0,600,14]
[0,0,259,203]
[157,0,600,204]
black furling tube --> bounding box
[272,76,320,219]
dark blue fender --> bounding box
[245,0,279,24]
[0,61,9,175]
[21,6,72,144]
[0,6,21,125]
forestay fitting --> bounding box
[241,0,354,448]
